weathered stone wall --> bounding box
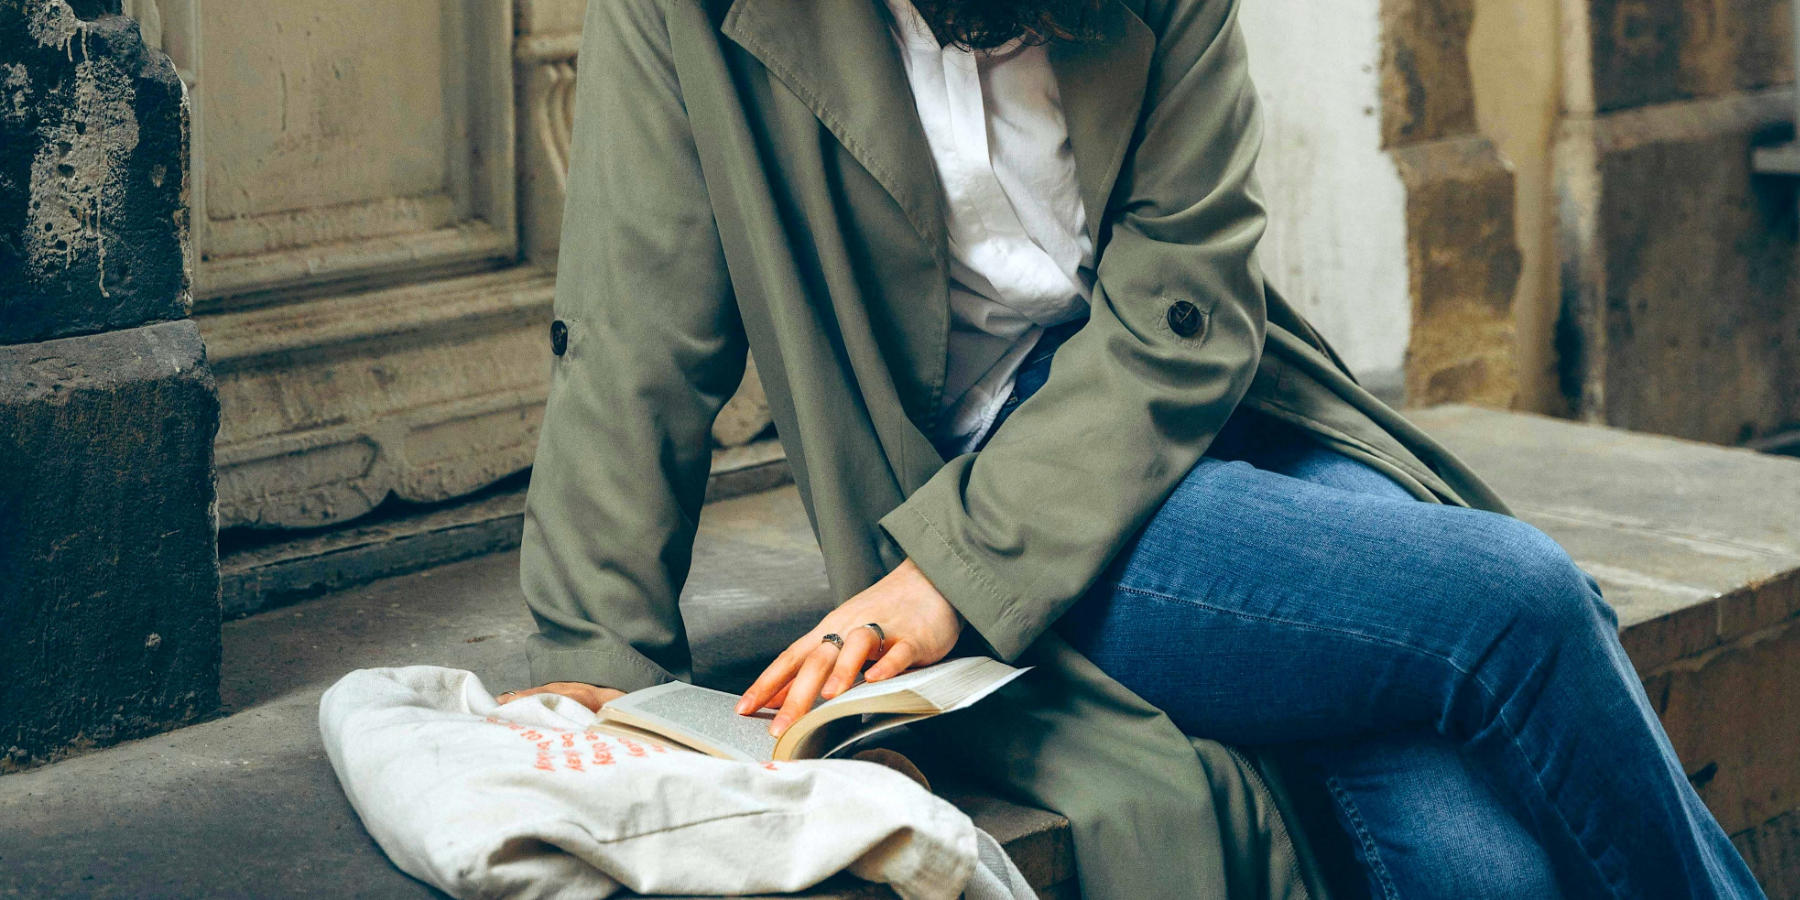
[1,0,220,770]
[1468,0,1563,414]
[1383,0,1524,407]
[1647,615,1800,890]
[1555,0,1800,444]
[1266,0,1800,432]
[105,0,775,536]
[1241,0,1523,407]
[1,0,189,343]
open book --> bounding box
[591,656,1029,762]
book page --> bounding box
[773,657,1031,759]
[605,658,1030,762]
[600,682,778,762]
[814,656,1028,714]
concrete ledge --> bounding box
[1409,405,1800,673]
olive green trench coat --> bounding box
[518,0,1512,894]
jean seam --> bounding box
[1466,646,1631,900]
[1321,773,1401,900]
[1103,582,1632,899]
[1106,583,1479,677]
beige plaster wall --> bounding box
[1468,0,1564,414]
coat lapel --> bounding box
[720,0,951,267]
[1047,1,1156,250]
[719,0,1156,260]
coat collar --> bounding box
[719,0,1156,261]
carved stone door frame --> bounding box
[124,0,774,534]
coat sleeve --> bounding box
[877,0,1268,661]
[518,0,747,692]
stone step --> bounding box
[217,439,791,620]
[1409,406,1800,674]
[0,485,1076,899]
[1,405,1795,896]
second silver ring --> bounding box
[859,622,886,653]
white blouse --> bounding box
[878,0,1096,456]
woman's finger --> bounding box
[737,643,810,714]
[864,640,917,682]
[821,626,878,699]
[763,682,792,711]
[770,641,840,737]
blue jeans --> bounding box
[979,325,1766,899]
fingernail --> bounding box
[735,700,749,714]
[769,721,784,737]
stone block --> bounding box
[1734,807,1800,900]
[200,267,554,530]
[1379,0,1479,147]
[1583,0,1792,113]
[0,319,221,771]
[1641,621,1800,838]
[1394,135,1522,406]
[1556,91,1800,445]
[712,353,773,448]
[0,1,191,345]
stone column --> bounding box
[0,0,220,770]
[1381,0,1525,407]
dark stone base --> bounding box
[1,319,221,771]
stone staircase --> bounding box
[0,406,1794,898]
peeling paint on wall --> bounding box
[1241,0,1413,389]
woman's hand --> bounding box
[736,558,963,737]
[497,682,625,712]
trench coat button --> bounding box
[549,319,569,356]
[1166,300,1204,337]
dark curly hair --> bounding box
[907,0,1109,51]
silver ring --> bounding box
[859,622,886,653]
[820,633,845,650]
[498,691,518,702]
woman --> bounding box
[506,0,1767,894]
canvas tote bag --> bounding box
[319,666,1033,900]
